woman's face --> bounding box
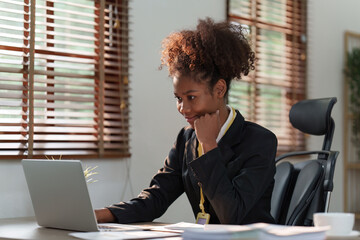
[173,75,220,128]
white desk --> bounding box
[0,217,358,240]
[0,217,75,240]
[0,217,179,240]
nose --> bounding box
[177,102,184,114]
[177,101,190,115]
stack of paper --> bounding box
[181,223,328,240]
[151,222,204,233]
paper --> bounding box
[184,223,329,240]
[163,222,204,230]
[150,222,204,233]
[98,223,152,231]
[69,231,180,240]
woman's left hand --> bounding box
[194,110,220,153]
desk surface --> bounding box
[0,217,74,240]
[0,217,359,240]
[0,217,178,240]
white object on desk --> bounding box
[314,212,355,236]
[182,223,329,240]
[327,230,360,239]
[69,231,181,240]
[148,221,204,234]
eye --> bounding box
[175,96,182,103]
[188,95,196,101]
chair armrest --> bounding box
[275,150,332,163]
[323,151,338,192]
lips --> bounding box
[185,116,198,124]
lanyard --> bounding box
[196,107,236,224]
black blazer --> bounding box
[108,110,277,224]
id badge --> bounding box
[196,212,210,224]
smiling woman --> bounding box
[95,18,278,225]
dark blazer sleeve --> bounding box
[188,123,277,224]
[107,128,188,223]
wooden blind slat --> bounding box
[33,102,96,111]
[34,110,95,118]
[34,78,95,87]
[36,5,97,18]
[35,29,97,42]
[34,54,96,64]
[45,0,97,10]
[33,85,95,95]
[0,143,27,149]
[33,135,97,141]
[33,126,96,133]
[33,118,95,126]
[34,94,94,103]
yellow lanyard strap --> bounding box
[199,185,206,214]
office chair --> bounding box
[271,97,339,226]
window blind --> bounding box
[0,0,130,159]
[227,0,307,154]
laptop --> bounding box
[22,159,143,232]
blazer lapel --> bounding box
[217,110,245,165]
[184,131,201,187]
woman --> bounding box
[95,18,277,224]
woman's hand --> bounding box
[95,208,116,223]
[194,110,221,154]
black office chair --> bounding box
[271,97,339,226]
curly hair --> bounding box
[160,18,255,94]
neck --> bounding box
[218,104,230,127]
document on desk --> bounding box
[181,223,329,240]
[150,221,204,233]
[69,231,181,240]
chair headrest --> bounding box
[289,97,337,135]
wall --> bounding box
[307,0,360,213]
[0,0,225,223]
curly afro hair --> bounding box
[160,18,255,95]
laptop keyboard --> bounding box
[98,223,148,232]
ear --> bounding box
[213,79,227,98]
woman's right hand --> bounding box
[95,208,116,223]
[194,110,220,154]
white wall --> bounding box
[307,0,360,213]
[0,0,225,223]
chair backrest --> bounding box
[270,162,294,223]
[271,97,338,226]
[285,161,324,225]
[289,97,337,151]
